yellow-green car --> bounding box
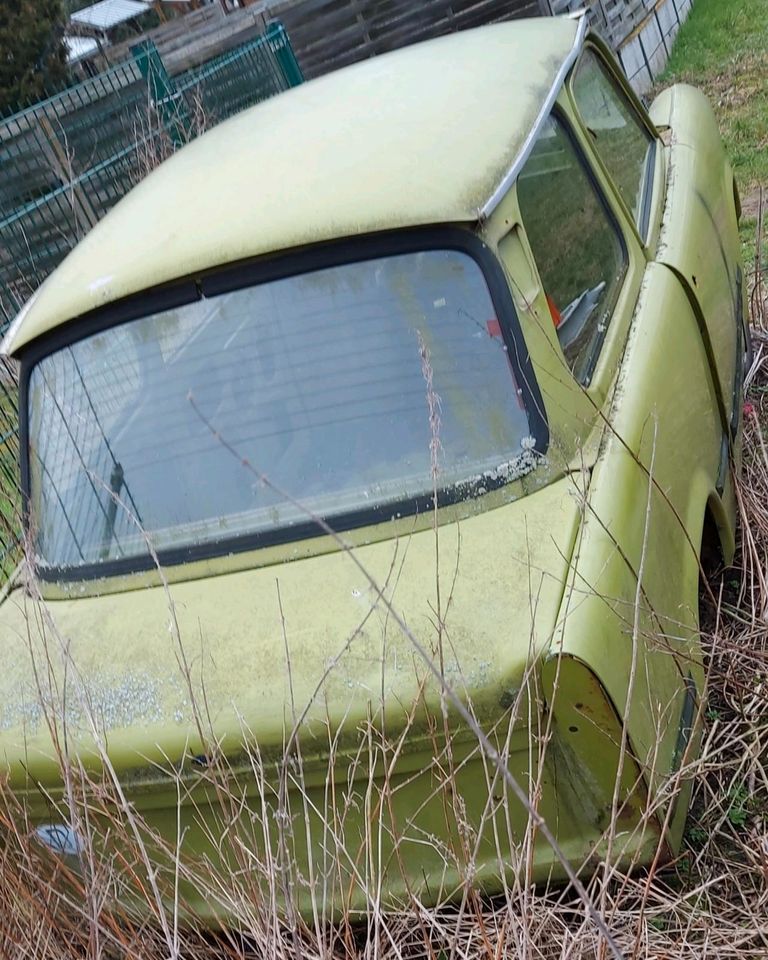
[0,14,749,924]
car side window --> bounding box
[517,114,626,385]
[572,49,655,231]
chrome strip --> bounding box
[479,11,589,221]
[0,287,40,357]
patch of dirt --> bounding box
[741,187,765,221]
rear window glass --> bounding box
[28,249,539,571]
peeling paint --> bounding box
[0,670,187,735]
[452,437,546,499]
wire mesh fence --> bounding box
[174,29,299,124]
[0,21,303,578]
[0,22,301,307]
[0,57,155,298]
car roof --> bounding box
[5,15,584,356]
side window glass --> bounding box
[572,50,655,229]
[517,114,626,385]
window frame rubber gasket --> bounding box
[19,225,550,584]
[637,138,658,243]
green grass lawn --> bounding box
[660,0,768,266]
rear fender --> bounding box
[649,84,746,434]
[540,653,665,861]
[552,263,728,823]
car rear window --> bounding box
[27,248,540,572]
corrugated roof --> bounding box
[63,35,100,63]
[70,0,151,31]
[5,17,585,355]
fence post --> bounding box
[265,21,304,88]
[36,113,99,233]
[131,39,190,147]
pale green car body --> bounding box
[0,16,747,922]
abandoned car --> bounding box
[0,14,749,922]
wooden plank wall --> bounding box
[267,0,693,86]
[547,0,668,50]
[264,0,545,79]
[102,4,269,75]
[548,0,693,92]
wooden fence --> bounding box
[101,3,273,76]
[539,0,694,92]
[547,0,662,49]
[81,0,694,101]
[263,0,545,79]
[261,0,693,92]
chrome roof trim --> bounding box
[479,11,589,220]
[0,288,40,357]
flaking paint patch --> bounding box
[87,275,113,294]
[452,438,545,499]
[0,670,187,735]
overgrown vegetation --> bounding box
[661,0,768,263]
[0,0,67,115]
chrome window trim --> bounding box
[479,12,589,220]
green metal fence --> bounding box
[0,21,303,577]
[1,56,154,299]
[0,21,301,306]
[174,21,303,123]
